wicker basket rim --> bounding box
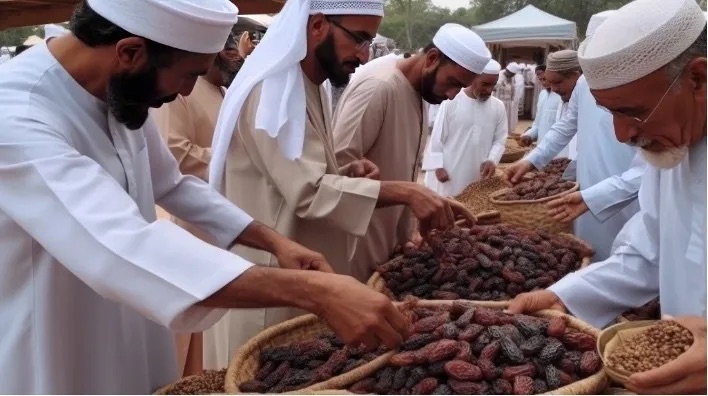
[489,182,580,205]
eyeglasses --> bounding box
[598,71,682,125]
[326,18,372,52]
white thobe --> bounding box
[526,76,644,262]
[422,92,508,197]
[514,73,525,120]
[523,90,566,158]
[428,103,440,129]
[550,137,707,328]
[556,102,578,160]
[0,44,254,394]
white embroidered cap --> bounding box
[310,0,384,15]
[87,0,239,54]
[432,23,491,74]
[579,0,706,90]
[505,62,522,74]
[482,59,501,75]
[585,10,616,38]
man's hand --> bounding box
[626,316,707,395]
[505,290,567,314]
[403,231,424,250]
[347,159,380,180]
[435,168,450,183]
[502,160,535,186]
[546,192,588,223]
[519,135,535,147]
[274,240,335,273]
[480,160,496,179]
[317,274,411,350]
[405,185,455,236]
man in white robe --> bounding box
[503,51,645,262]
[422,59,508,196]
[332,24,491,282]
[520,64,563,152]
[208,0,471,369]
[0,1,410,393]
[495,62,523,133]
[508,1,706,393]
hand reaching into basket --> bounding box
[479,160,496,179]
[518,135,535,147]
[502,159,536,186]
[316,275,412,351]
[546,192,589,223]
[505,290,568,315]
[625,315,707,395]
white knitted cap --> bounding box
[433,23,491,74]
[579,0,706,90]
[309,0,384,15]
[87,0,238,54]
[506,62,522,74]
[483,59,501,75]
[585,10,616,38]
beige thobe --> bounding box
[153,76,225,376]
[333,59,428,282]
[202,71,380,369]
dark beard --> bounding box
[421,65,445,104]
[216,55,242,88]
[107,66,177,130]
[315,33,358,88]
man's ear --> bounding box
[115,37,149,72]
[688,57,707,102]
[308,13,330,45]
[423,48,441,70]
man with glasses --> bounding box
[508,0,706,393]
[332,23,491,282]
[503,43,645,263]
[207,0,475,369]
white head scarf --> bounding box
[209,0,384,192]
[482,59,501,75]
[579,0,705,90]
[432,23,491,74]
[87,0,238,54]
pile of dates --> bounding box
[349,302,602,395]
[620,297,661,322]
[539,158,571,176]
[496,174,575,201]
[239,332,381,393]
[378,225,593,301]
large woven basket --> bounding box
[225,314,394,394]
[367,231,593,303]
[489,182,579,234]
[366,300,608,395]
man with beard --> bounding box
[332,23,490,282]
[0,0,413,393]
[520,65,563,152]
[503,47,645,263]
[508,1,706,393]
[543,50,582,159]
[153,31,242,378]
[207,0,474,369]
[422,59,508,196]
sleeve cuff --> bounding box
[422,153,444,171]
[548,271,622,329]
[526,149,547,170]
[211,207,255,249]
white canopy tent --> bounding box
[472,5,577,48]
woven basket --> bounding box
[500,148,530,163]
[225,314,394,394]
[387,300,609,395]
[597,320,663,387]
[367,231,593,302]
[489,182,579,234]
